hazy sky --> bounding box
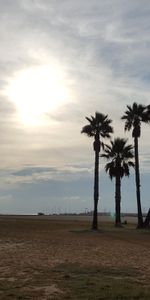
[0,0,150,214]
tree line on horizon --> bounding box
[81,102,150,230]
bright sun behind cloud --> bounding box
[6,64,69,126]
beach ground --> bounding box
[0,215,150,299]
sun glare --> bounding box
[6,64,69,126]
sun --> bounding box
[6,64,69,126]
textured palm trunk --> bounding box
[134,136,143,228]
[92,134,100,230]
[115,176,121,227]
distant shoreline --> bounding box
[0,212,141,217]
[0,213,140,224]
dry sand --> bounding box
[0,215,149,299]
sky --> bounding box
[0,0,150,215]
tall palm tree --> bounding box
[121,102,150,228]
[81,112,113,230]
[101,138,134,227]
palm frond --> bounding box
[105,162,116,180]
[122,162,130,177]
[81,125,94,137]
[128,161,135,168]
[85,117,92,124]
[101,153,110,159]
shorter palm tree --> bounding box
[102,138,134,227]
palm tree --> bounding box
[121,102,150,228]
[101,138,134,227]
[81,112,113,230]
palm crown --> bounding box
[81,112,113,139]
[121,102,150,137]
[102,138,134,179]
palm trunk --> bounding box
[92,135,100,230]
[134,136,143,228]
[115,176,121,227]
[144,208,150,228]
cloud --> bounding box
[0,0,150,213]
[0,163,93,189]
[12,166,57,177]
